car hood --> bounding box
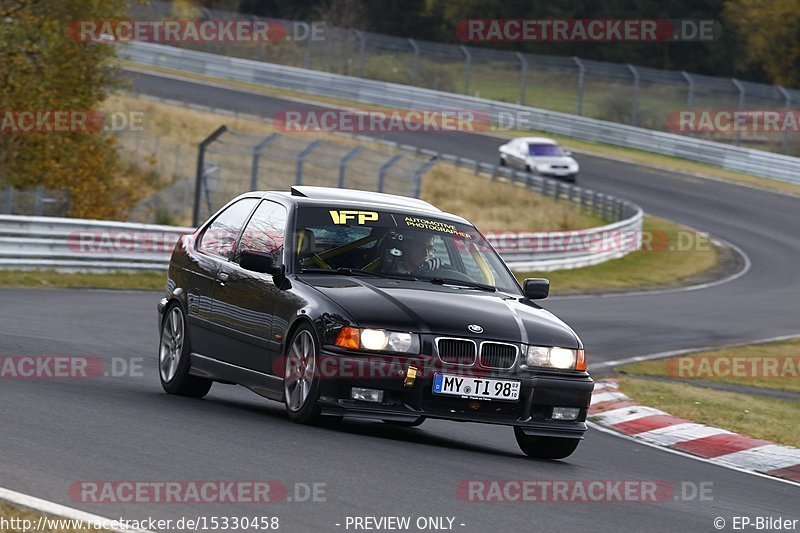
[302,276,580,348]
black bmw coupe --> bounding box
[157,186,593,459]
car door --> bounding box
[508,139,526,169]
[189,197,259,356]
[210,199,288,374]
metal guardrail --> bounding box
[129,0,800,156]
[120,42,800,184]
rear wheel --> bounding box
[382,417,425,427]
[499,156,506,166]
[514,427,580,459]
[159,303,212,397]
[284,325,326,425]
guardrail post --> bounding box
[412,158,438,198]
[296,140,324,185]
[681,71,694,110]
[573,57,585,116]
[732,78,745,146]
[408,38,420,86]
[338,146,364,188]
[250,133,280,190]
[2,186,12,214]
[778,86,792,153]
[377,155,403,193]
[355,30,366,77]
[516,52,528,106]
[627,64,640,126]
[460,45,471,95]
[193,125,228,227]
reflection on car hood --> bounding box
[302,276,580,348]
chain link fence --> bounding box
[126,0,800,156]
[193,129,434,225]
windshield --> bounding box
[528,143,564,156]
[293,207,521,294]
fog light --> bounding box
[351,387,384,403]
[552,407,580,421]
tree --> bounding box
[0,0,139,219]
[724,0,800,86]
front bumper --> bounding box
[315,348,593,439]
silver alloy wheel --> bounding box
[284,330,316,412]
[159,307,184,382]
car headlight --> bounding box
[526,346,586,370]
[335,327,420,354]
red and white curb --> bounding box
[590,380,800,484]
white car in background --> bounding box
[499,137,579,182]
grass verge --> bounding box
[0,502,107,532]
[0,270,166,290]
[514,215,722,295]
[120,62,800,197]
[617,377,800,448]
[617,338,800,394]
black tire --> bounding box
[514,427,580,459]
[524,164,532,173]
[565,174,577,183]
[382,417,425,427]
[159,303,212,398]
[499,156,506,167]
[284,324,325,425]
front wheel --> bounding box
[499,156,507,167]
[159,303,212,398]
[514,427,580,459]
[284,325,325,424]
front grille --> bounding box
[480,342,518,369]
[436,338,476,366]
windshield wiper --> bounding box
[299,267,417,281]
[427,277,497,292]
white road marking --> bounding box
[714,445,800,472]
[589,405,666,426]
[0,486,153,533]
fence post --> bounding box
[573,57,585,116]
[627,64,640,126]
[355,30,366,77]
[412,158,438,199]
[250,133,280,190]
[377,155,403,192]
[2,186,12,214]
[338,146,364,188]
[296,140,324,185]
[34,186,44,216]
[732,78,745,146]
[681,71,694,110]
[193,125,228,227]
[460,45,471,95]
[777,86,791,154]
[408,38,420,85]
[516,52,528,106]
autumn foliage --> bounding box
[0,0,140,219]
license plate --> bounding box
[432,373,520,401]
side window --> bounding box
[198,198,258,260]
[236,200,287,264]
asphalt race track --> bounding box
[0,70,797,532]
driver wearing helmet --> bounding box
[396,232,442,274]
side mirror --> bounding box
[523,278,550,300]
[239,250,281,276]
